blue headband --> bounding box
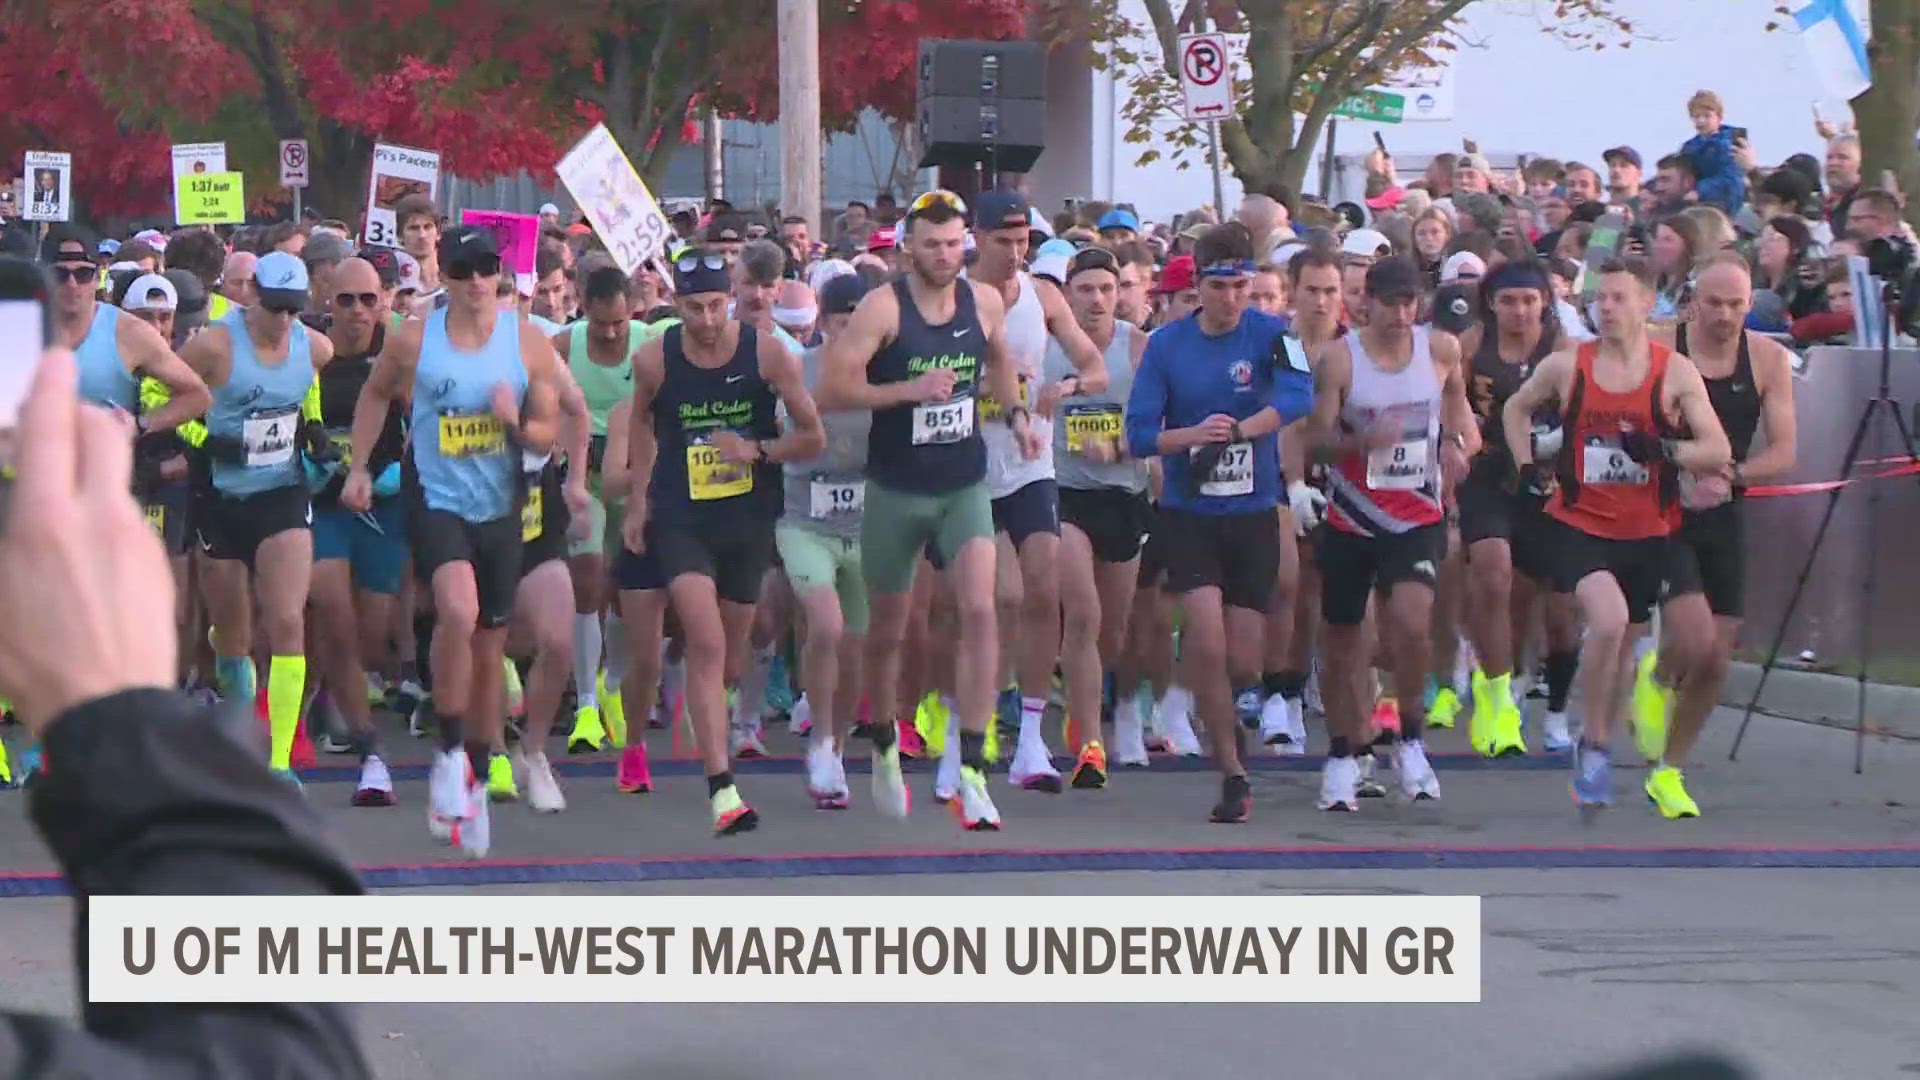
[1199,258,1257,278]
[1484,259,1550,296]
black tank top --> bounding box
[1468,324,1557,483]
[647,323,781,528]
[866,277,987,494]
[315,323,404,505]
[1676,323,1762,463]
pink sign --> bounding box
[461,210,540,276]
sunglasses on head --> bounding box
[51,263,98,284]
[444,254,502,281]
[675,253,727,273]
[908,189,969,217]
[335,291,380,309]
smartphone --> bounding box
[1726,125,1749,144]
[1372,131,1387,153]
[0,256,51,519]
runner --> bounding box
[1047,246,1148,786]
[819,189,1034,831]
[1453,258,1572,756]
[308,256,407,806]
[179,251,337,785]
[614,246,825,835]
[1125,223,1313,823]
[1639,253,1797,817]
[969,189,1108,794]
[778,274,874,808]
[1500,255,1730,817]
[343,225,567,856]
[1309,255,1477,811]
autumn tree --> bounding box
[1847,0,1920,229]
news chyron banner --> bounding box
[89,895,1480,1003]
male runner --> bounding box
[1502,255,1729,815]
[779,274,874,808]
[1638,253,1796,816]
[1454,259,1569,755]
[1125,223,1313,823]
[819,189,1034,831]
[344,226,565,855]
[308,257,407,805]
[180,251,337,784]
[1047,246,1147,787]
[969,189,1107,792]
[1309,256,1477,811]
[615,246,825,835]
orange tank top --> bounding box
[1546,341,1677,541]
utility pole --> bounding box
[778,0,822,236]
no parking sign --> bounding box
[1178,33,1234,121]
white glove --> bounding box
[1530,423,1564,460]
[1287,480,1327,536]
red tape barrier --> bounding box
[1747,459,1920,498]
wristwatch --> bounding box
[754,440,770,466]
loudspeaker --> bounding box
[916,39,1047,173]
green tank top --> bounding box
[568,320,652,435]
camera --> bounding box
[1865,233,1917,282]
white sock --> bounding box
[572,613,602,709]
[1019,696,1046,744]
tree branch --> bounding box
[1343,0,1476,88]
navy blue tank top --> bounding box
[647,324,781,529]
[865,277,988,494]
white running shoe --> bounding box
[1395,739,1441,801]
[788,694,813,736]
[456,780,490,858]
[1542,711,1573,753]
[1304,665,1324,716]
[871,743,909,818]
[426,750,467,841]
[1318,756,1360,812]
[806,739,847,808]
[1259,694,1294,750]
[524,751,565,813]
[1285,695,1310,753]
[1355,753,1387,798]
[1160,689,1204,757]
[934,735,961,803]
[1113,696,1150,767]
[729,713,768,759]
[1140,684,1168,751]
[351,755,396,807]
[955,766,1002,831]
[1009,736,1063,793]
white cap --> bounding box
[1441,251,1487,283]
[807,258,854,296]
[1340,228,1392,259]
[539,203,560,216]
[396,251,423,292]
[108,260,144,276]
[1028,207,1053,237]
[120,272,178,312]
[1030,250,1070,285]
[1269,242,1308,269]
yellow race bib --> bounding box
[1063,404,1123,454]
[521,486,544,541]
[978,372,1029,423]
[329,431,354,467]
[687,442,752,501]
[439,413,507,458]
[145,503,166,534]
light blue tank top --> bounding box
[207,310,313,496]
[76,304,135,411]
[410,308,527,523]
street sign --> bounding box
[1330,88,1405,124]
[1177,33,1234,122]
[280,139,309,189]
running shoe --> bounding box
[1070,741,1108,790]
[599,672,627,749]
[806,740,848,809]
[913,691,944,754]
[710,784,760,835]
[1010,735,1063,793]
[1235,688,1262,730]
[525,751,566,812]
[933,717,961,804]
[1468,668,1495,755]
[1428,686,1463,730]
[0,740,11,788]
[788,693,813,737]
[1113,695,1150,767]
[1644,765,1700,819]
[615,742,653,794]
[1370,696,1401,739]
[1395,739,1440,801]
[1355,753,1387,799]
[1141,684,1169,752]
[1160,689,1204,757]
[456,778,491,857]
[1318,757,1360,812]
[426,750,465,842]
[567,705,606,754]
[1572,744,1613,818]
[351,755,396,807]
[365,672,390,707]
[1488,694,1528,758]
[729,711,768,759]
[896,715,926,759]
[871,742,910,818]
[1630,650,1671,764]
[316,732,356,755]
[289,715,317,771]
[486,752,519,802]
[1208,773,1252,823]
[1258,694,1293,748]
[408,697,436,740]
[1541,711,1573,753]
[952,765,1001,831]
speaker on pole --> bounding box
[917,39,1047,181]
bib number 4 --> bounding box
[241,408,298,469]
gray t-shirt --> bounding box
[781,345,871,538]
[1045,321,1148,493]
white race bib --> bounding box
[1199,441,1254,497]
[809,479,865,519]
[242,407,298,469]
[912,397,975,445]
[1582,437,1650,486]
[1366,437,1430,490]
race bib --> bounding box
[1199,441,1254,497]
[1064,403,1123,455]
[978,373,1030,423]
[809,479,865,519]
[1366,438,1431,490]
[145,503,166,535]
[687,437,753,501]
[912,397,975,446]
[241,407,298,469]
[1582,437,1650,486]
[328,430,354,467]
[521,485,544,542]
[439,413,507,458]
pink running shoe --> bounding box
[1370,696,1402,739]
[896,716,926,759]
[616,742,653,794]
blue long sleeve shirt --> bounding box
[1125,309,1314,514]
[1682,127,1746,213]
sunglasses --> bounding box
[444,254,502,281]
[51,264,99,284]
[675,253,728,273]
[262,300,304,316]
[334,291,380,309]
[908,189,969,217]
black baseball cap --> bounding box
[1365,255,1423,301]
[40,230,94,264]
[705,214,746,243]
[820,274,871,316]
[437,224,499,268]
[1602,146,1642,170]
[975,189,1031,231]
[361,246,403,288]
